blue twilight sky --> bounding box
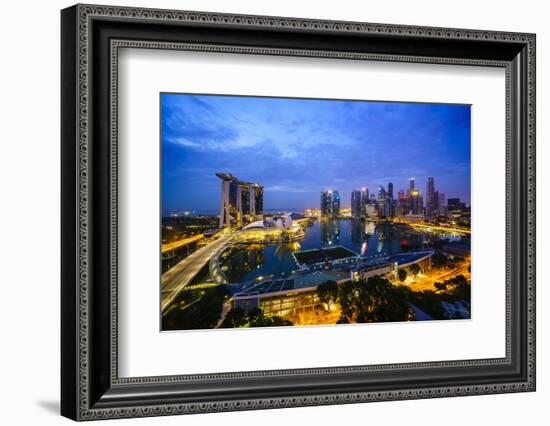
[161,93,471,215]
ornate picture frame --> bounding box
[61,4,535,421]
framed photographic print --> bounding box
[61,4,536,421]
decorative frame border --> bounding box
[61,4,536,421]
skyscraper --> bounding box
[396,190,406,217]
[438,192,447,217]
[410,190,423,215]
[426,177,436,218]
[387,182,394,217]
[321,191,332,216]
[361,188,369,216]
[217,173,263,229]
[377,186,386,201]
[365,203,378,220]
[351,190,362,219]
[254,186,263,217]
[377,186,391,217]
[447,197,466,212]
[409,178,415,194]
[331,191,341,217]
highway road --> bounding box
[161,234,204,254]
[161,234,233,313]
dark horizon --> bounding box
[162,94,471,215]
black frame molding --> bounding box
[61,4,536,421]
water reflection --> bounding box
[320,218,341,245]
[350,219,364,244]
[222,246,265,282]
[274,241,302,259]
[220,219,434,283]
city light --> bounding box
[161,94,471,331]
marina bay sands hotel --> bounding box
[217,173,264,229]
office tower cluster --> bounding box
[447,197,470,225]
[335,177,461,221]
[350,188,369,219]
[424,177,447,218]
[321,190,341,217]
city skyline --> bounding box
[162,93,471,215]
[313,177,466,210]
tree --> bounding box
[446,274,468,287]
[338,276,410,324]
[247,307,263,323]
[249,312,293,327]
[220,307,247,328]
[431,253,448,268]
[317,280,339,311]
[263,316,293,327]
[409,263,421,282]
[408,290,447,320]
[221,306,294,328]
[449,282,470,302]
[434,281,447,291]
[398,268,408,283]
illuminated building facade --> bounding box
[448,198,466,212]
[321,190,340,217]
[376,184,394,218]
[447,197,470,224]
[408,178,415,195]
[331,190,341,216]
[409,190,423,215]
[217,173,264,229]
[426,177,436,217]
[438,192,447,217]
[396,190,407,217]
[361,188,369,216]
[351,190,362,219]
[425,177,448,218]
[321,191,332,216]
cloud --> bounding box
[264,184,311,193]
[162,94,357,159]
[161,94,472,212]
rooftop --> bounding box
[293,246,358,267]
[215,172,262,188]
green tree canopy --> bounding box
[317,280,339,311]
[431,253,449,268]
[434,281,447,291]
[338,276,410,324]
[409,263,421,281]
[220,307,247,328]
[220,306,293,328]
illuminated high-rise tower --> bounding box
[426,177,436,217]
[360,188,369,216]
[331,191,341,217]
[409,178,415,194]
[387,182,394,200]
[217,173,263,229]
[321,191,332,216]
[351,190,362,219]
